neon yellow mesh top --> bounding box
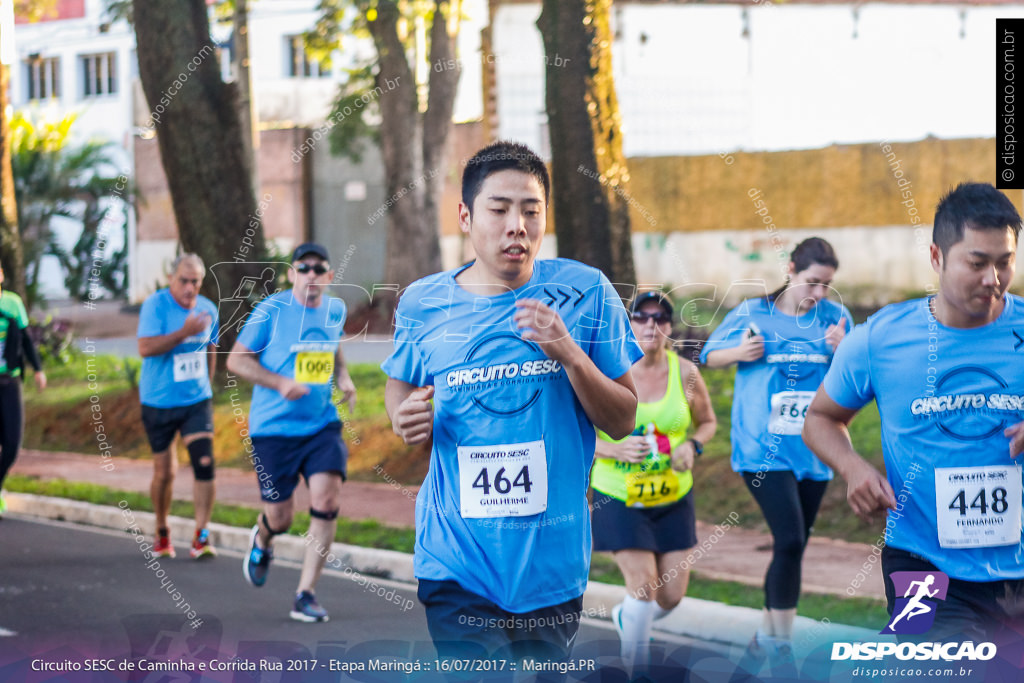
[591,352,693,507]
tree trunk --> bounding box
[537,0,636,296]
[367,0,459,302]
[0,62,26,298]
[132,0,267,353]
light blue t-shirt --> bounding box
[381,259,643,613]
[823,295,1024,582]
[700,296,852,480]
[138,289,218,409]
[237,290,347,437]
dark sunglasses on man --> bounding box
[631,311,671,324]
[295,263,329,275]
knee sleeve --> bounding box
[310,507,339,521]
[186,438,215,481]
[260,512,289,537]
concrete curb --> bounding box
[7,492,883,652]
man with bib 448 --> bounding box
[382,142,642,665]
[805,183,1024,643]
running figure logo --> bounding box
[882,571,950,635]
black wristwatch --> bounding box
[689,438,704,457]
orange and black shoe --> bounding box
[154,530,176,559]
[190,528,217,559]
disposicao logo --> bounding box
[882,571,949,635]
[831,570,997,662]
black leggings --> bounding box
[0,379,24,489]
[742,471,828,610]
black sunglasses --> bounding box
[631,311,671,324]
[295,263,329,275]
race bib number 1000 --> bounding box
[295,351,334,384]
[457,440,548,518]
[935,465,1023,548]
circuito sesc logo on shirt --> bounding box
[445,333,563,417]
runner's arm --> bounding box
[138,312,211,357]
[385,379,434,445]
[703,335,764,368]
[334,344,356,412]
[206,343,217,384]
[803,387,896,522]
[226,341,308,400]
[681,359,717,446]
[1004,421,1024,458]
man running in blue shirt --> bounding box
[228,243,356,623]
[382,142,642,664]
[137,253,219,559]
[805,183,1024,642]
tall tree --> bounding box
[0,61,23,297]
[131,0,268,351]
[312,0,462,300]
[538,0,636,293]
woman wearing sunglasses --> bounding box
[591,291,717,673]
[699,237,852,674]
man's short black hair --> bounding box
[933,183,1022,256]
[461,141,550,214]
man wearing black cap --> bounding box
[227,242,356,622]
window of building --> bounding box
[81,52,117,97]
[287,35,329,78]
[25,56,60,100]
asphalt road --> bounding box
[0,516,739,683]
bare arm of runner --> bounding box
[594,437,649,464]
[803,387,896,523]
[138,312,212,358]
[334,344,357,413]
[672,359,718,472]
[703,334,765,368]
[386,379,434,446]
[226,341,309,401]
[513,298,637,439]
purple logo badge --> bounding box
[881,571,950,635]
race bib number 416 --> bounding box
[457,440,548,518]
[935,465,1023,548]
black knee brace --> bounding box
[260,512,289,537]
[309,507,339,521]
[186,438,215,481]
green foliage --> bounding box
[122,357,141,390]
[327,64,382,162]
[10,113,133,308]
[26,316,75,365]
[5,475,416,553]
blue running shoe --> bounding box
[243,525,272,587]
[290,590,329,623]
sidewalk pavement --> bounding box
[9,448,887,650]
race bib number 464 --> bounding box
[935,465,1023,548]
[457,440,548,518]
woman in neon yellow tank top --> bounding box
[591,291,716,672]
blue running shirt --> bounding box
[700,296,852,480]
[381,259,642,613]
[138,289,218,409]
[824,295,1024,582]
[237,290,347,437]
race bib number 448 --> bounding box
[457,440,548,518]
[935,465,1023,548]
